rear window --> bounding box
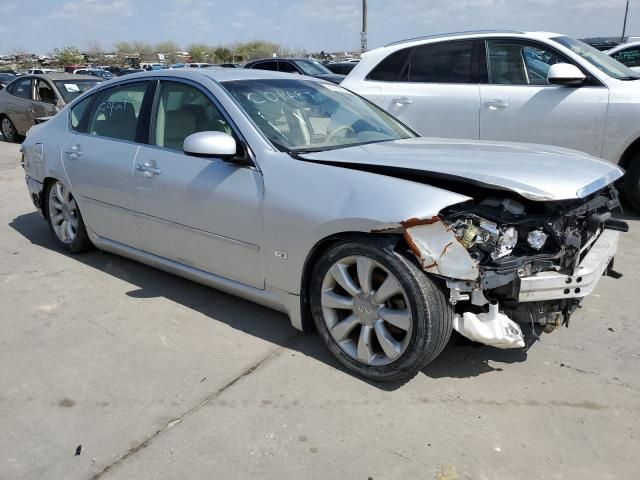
[367,48,411,81]
[53,80,101,103]
[408,41,474,83]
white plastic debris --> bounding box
[452,301,525,349]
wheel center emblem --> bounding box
[357,305,372,314]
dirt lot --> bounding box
[1,137,639,480]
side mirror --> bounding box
[183,131,241,161]
[547,63,586,86]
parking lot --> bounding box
[0,136,639,479]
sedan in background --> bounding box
[19,69,625,383]
[73,68,115,80]
[607,41,640,71]
[244,58,345,84]
[0,72,16,89]
[0,73,100,142]
[118,68,145,76]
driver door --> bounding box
[132,79,264,288]
[479,39,608,156]
[31,78,59,122]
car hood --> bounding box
[298,137,624,201]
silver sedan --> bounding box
[20,69,626,382]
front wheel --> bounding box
[309,241,453,383]
[45,180,93,253]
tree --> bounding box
[133,41,155,62]
[155,41,181,64]
[114,41,135,56]
[187,43,209,63]
[53,46,84,67]
[86,40,105,63]
[214,47,232,63]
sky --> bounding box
[1,0,639,54]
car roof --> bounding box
[31,72,100,81]
[607,41,640,53]
[115,68,322,83]
[379,30,562,50]
[246,58,316,63]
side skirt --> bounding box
[87,230,304,331]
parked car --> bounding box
[245,58,346,84]
[0,72,16,89]
[73,68,114,80]
[0,73,100,142]
[187,63,214,68]
[325,61,358,75]
[215,63,242,68]
[64,66,86,73]
[19,69,625,382]
[27,68,59,75]
[607,41,640,72]
[342,30,640,210]
[117,68,145,76]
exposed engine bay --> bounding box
[406,185,627,348]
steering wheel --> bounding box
[325,124,356,143]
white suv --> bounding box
[342,30,640,209]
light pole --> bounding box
[622,0,630,42]
[361,0,368,53]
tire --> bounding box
[309,241,453,383]
[1,115,21,143]
[624,157,640,212]
[44,180,93,253]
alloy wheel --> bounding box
[1,117,15,140]
[48,182,79,244]
[320,255,413,366]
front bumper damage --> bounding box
[391,189,626,349]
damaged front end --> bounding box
[401,186,627,349]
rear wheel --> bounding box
[310,241,453,383]
[624,157,640,212]
[45,180,93,253]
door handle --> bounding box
[64,144,83,159]
[136,162,162,178]
[484,99,509,110]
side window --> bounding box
[367,48,411,81]
[70,95,93,132]
[408,41,474,83]
[278,61,299,74]
[10,78,32,99]
[35,79,56,104]
[150,81,231,151]
[487,40,569,85]
[251,61,278,71]
[611,47,640,68]
[86,81,149,141]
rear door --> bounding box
[132,79,264,288]
[5,77,33,134]
[479,38,608,156]
[61,80,152,248]
[360,40,482,139]
[31,78,58,122]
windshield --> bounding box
[222,79,415,152]
[294,60,332,76]
[53,80,101,103]
[552,36,639,79]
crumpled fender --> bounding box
[400,217,479,281]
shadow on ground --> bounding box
[10,211,527,391]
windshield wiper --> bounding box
[618,76,640,81]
